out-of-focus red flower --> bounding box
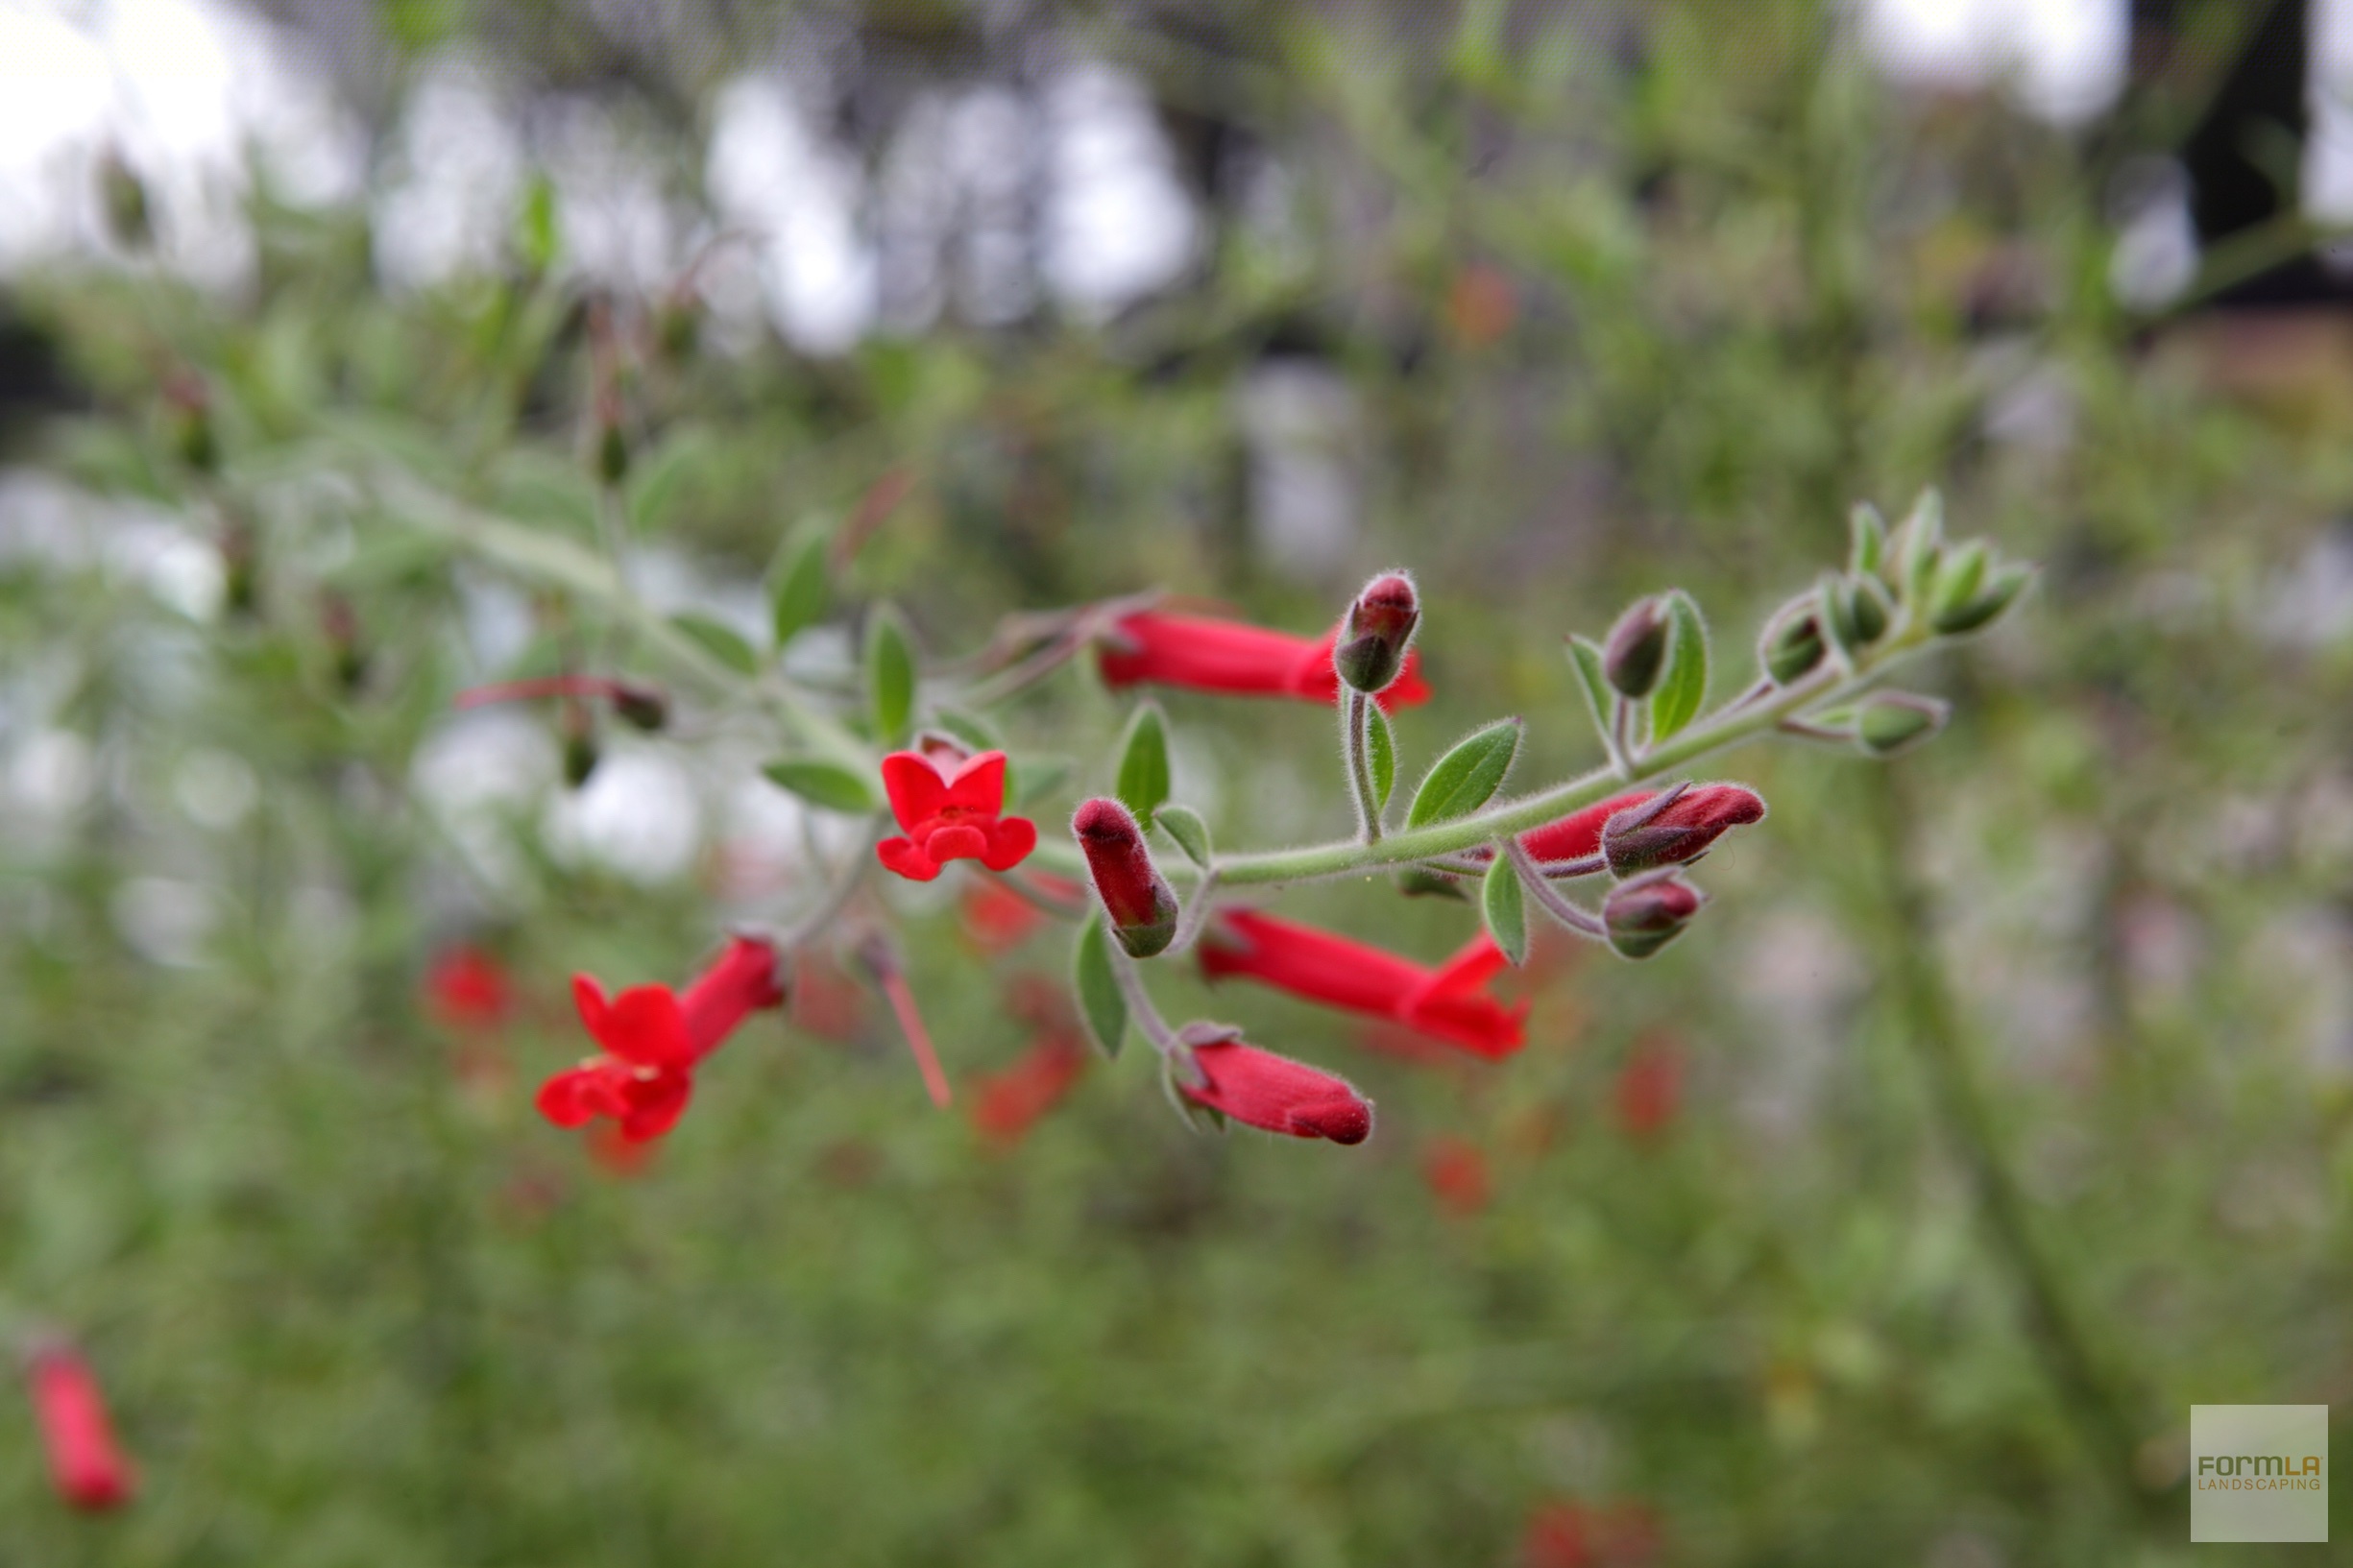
[1615,1033,1682,1140]
[1446,262,1518,349]
[855,935,953,1108]
[25,1341,134,1512]
[959,873,1080,954]
[875,749,1038,882]
[1097,611,1430,711]
[791,951,868,1043]
[1513,791,1656,864]
[1199,910,1527,1059]
[1180,1040,1373,1144]
[535,934,784,1145]
[425,945,513,1030]
[1521,1500,1662,1568]
[1422,1136,1492,1216]
[970,1034,1089,1147]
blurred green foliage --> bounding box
[4,2,2353,1563]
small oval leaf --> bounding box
[671,612,760,675]
[1155,804,1212,867]
[1073,917,1127,1061]
[1115,702,1171,827]
[769,531,831,647]
[762,758,879,814]
[1366,703,1395,809]
[1649,591,1709,742]
[866,606,916,743]
[1406,718,1522,829]
[1481,852,1528,966]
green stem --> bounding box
[1342,690,1383,843]
[1214,624,1931,886]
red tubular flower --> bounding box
[1601,784,1765,876]
[875,749,1038,883]
[535,934,784,1145]
[1179,1040,1373,1144]
[1615,1034,1682,1140]
[1422,1136,1492,1216]
[969,1034,1089,1147]
[425,945,513,1030]
[1514,790,1656,863]
[1073,798,1180,956]
[1197,910,1527,1059]
[1097,611,1430,711]
[958,873,1081,954]
[1521,1500,1662,1568]
[25,1342,134,1512]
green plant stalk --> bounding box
[1215,621,1934,886]
[1341,690,1383,843]
[1860,767,2147,1507]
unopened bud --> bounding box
[1846,576,1890,644]
[561,704,599,787]
[1760,602,1826,685]
[1073,797,1179,957]
[1856,692,1949,757]
[1333,572,1420,695]
[1604,871,1706,959]
[1928,540,1986,626]
[1930,561,2029,636]
[655,299,700,364]
[320,591,365,691]
[163,372,217,474]
[594,422,629,488]
[98,149,150,251]
[220,519,258,616]
[609,679,668,733]
[1602,782,1766,877]
[1602,595,1670,698]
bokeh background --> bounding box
[4,1,2353,1562]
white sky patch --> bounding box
[1043,62,1199,316]
[0,0,362,284]
[1856,0,2127,125]
[2309,0,2353,224]
[544,745,704,884]
[372,57,523,290]
[707,74,876,352]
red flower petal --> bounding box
[939,750,1007,812]
[923,823,990,863]
[980,815,1037,872]
[678,934,785,1059]
[535,1065,604,1128]
[618,1070,691,1142]
[1517,791,1655,863]
[1183,1040,1373,1145]
[585,984,692,1069]
[879,751,950,832]
[876,835,942,881]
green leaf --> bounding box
[866,607,916,743]
[1156,804,1212,867]
[1073,917,1127,1061]
[762,758,878,814]
[1849,502,1886,577]
[1366,703,1395,809]
[768,530,831,648]
[1565,635,1616,754]
[670,612,760,675]
[628,425,706,533]
[1649,591,1709,742]
[1115,703,1171,827]
[1480,852,1528,966]
[516,174,558,274]
[1406,718,1522,829]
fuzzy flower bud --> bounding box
[1601,783,1766,878]
[1856,692,1950,757]
[1603,871,1706,960]
[1332,572,1420,695]
[1073,798,1179,957]
[1759,601,1826,685]
[1602,595,1671,698]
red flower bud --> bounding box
[1602,595,1670,698]
[1601,783,1765,877]
[1178,1038,1373,1145]
[25,1341,135,1512]
[1333,571,1420,695]
[1072,798,1179,957]
[1602,872,1706,960]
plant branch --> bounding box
[1342,690,1383,843]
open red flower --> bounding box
[25,1341,134,1512]
[535,934,784,1145]
[1179,1038,1373,1144]
[1198,909,1527,1059]
[425,944,512,1030]
[1097,611,1430,711]
[875,749,1038,882]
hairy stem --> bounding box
[1502,839,1607,941]
[1342,690,1383,843]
